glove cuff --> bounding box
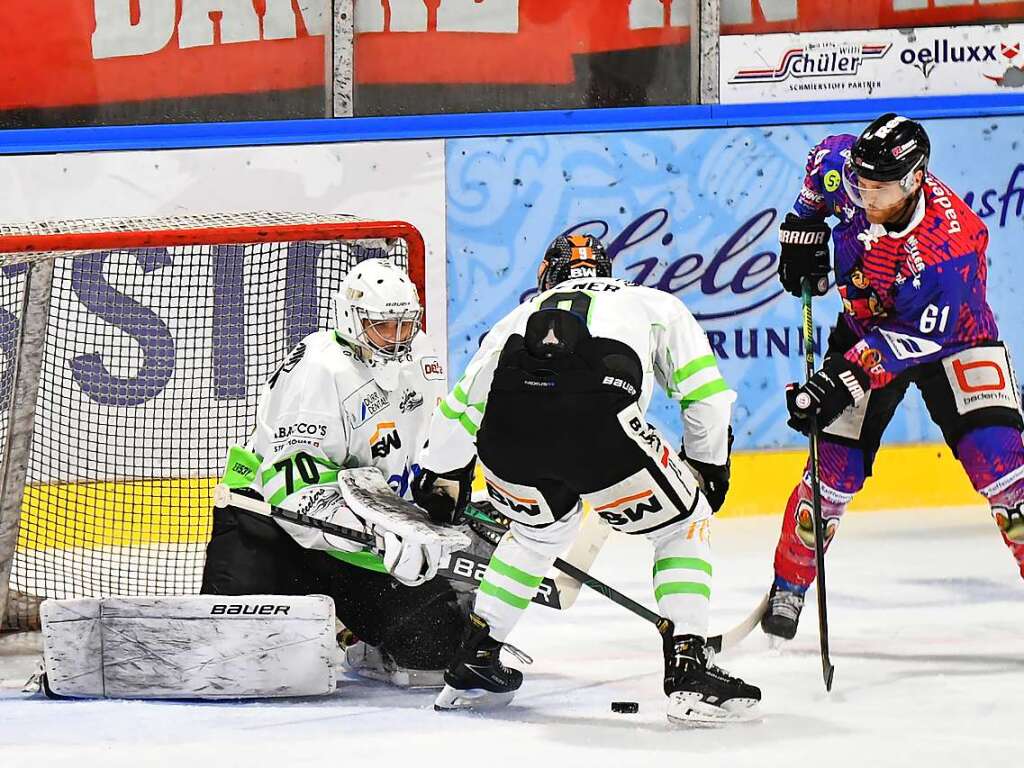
[827,355,870,403]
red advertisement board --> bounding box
[0,1,323,113]
[355,0,689,86]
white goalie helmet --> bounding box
[333,258,422,363]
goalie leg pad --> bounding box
[41,595,338,699]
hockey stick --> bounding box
[801,279,836,691]
[466,502,767,653]
[212,486,558,604]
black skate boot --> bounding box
[664,633,761,724]
[760,580,806,641]
[434,613,530,711]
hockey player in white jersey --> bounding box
[413,234,761,723]
[203,258,468,682]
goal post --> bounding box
[0,212,426,631]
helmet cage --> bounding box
[350,304,421,361]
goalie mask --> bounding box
[537,234,612,292]
[333,259,422,364]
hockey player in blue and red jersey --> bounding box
[761,113,1024,639]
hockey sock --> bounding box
[957,426,1024,578]
[772,475,858,588]
[472,513,580,642]
[648,519,713,637]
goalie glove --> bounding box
[786,356,869,434]
[379,530,443,587]
[412,459,475,525]
[284,486,442,587]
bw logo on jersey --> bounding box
[485,480,542,517]
[370,422,402,459]
[594,489,663,528]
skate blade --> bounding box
[667,692,760,725]
[343,645,445,689]
[433,684,515,711]
[766,634,788,652]
[350,666,445,689]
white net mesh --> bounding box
[0,213,424,630]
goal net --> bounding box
[0,212,426,631]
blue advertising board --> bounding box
[446,117,1024,450]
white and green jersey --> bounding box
[422,277,734,475]
[221,330,447,553]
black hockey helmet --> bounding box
[843,113,930,208]
[537,233,611,291]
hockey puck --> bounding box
[611,701,639,714]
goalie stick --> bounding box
[212,485,559,604]
[467,502,768,654]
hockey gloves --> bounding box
[786,357,869,434]
[683,427,733,514]
[778,213,831,297]
[412,459,475,526]
[380,530,443,587]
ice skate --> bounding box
[664,634,761,724]
[760,580,806,642]
[434,613,529,711]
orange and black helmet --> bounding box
[537,233,612,291]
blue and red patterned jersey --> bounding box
[793,134,999,388]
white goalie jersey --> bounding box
[422,276,734,475]
[221,330,446,551]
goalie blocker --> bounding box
[40,595,338,699]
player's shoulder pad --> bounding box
[298,329,363,376]
[805,134,856,177]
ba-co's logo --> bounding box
[594,489,663,528]
[486,481,542,517]
[370,422,402,458]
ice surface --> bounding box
[1,506,1020,768]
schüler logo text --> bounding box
[731,43,890,84]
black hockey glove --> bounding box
[411,459,475,526]
[786,357,869,434]
[778,213,831,298]
[682,428,733,514]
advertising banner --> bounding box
[0,139,446,480]
[1,0,327,128]
[720,23,1024,103]
[721,0,1024,34]
[446,118,1024,451]
[354,0,692,114]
